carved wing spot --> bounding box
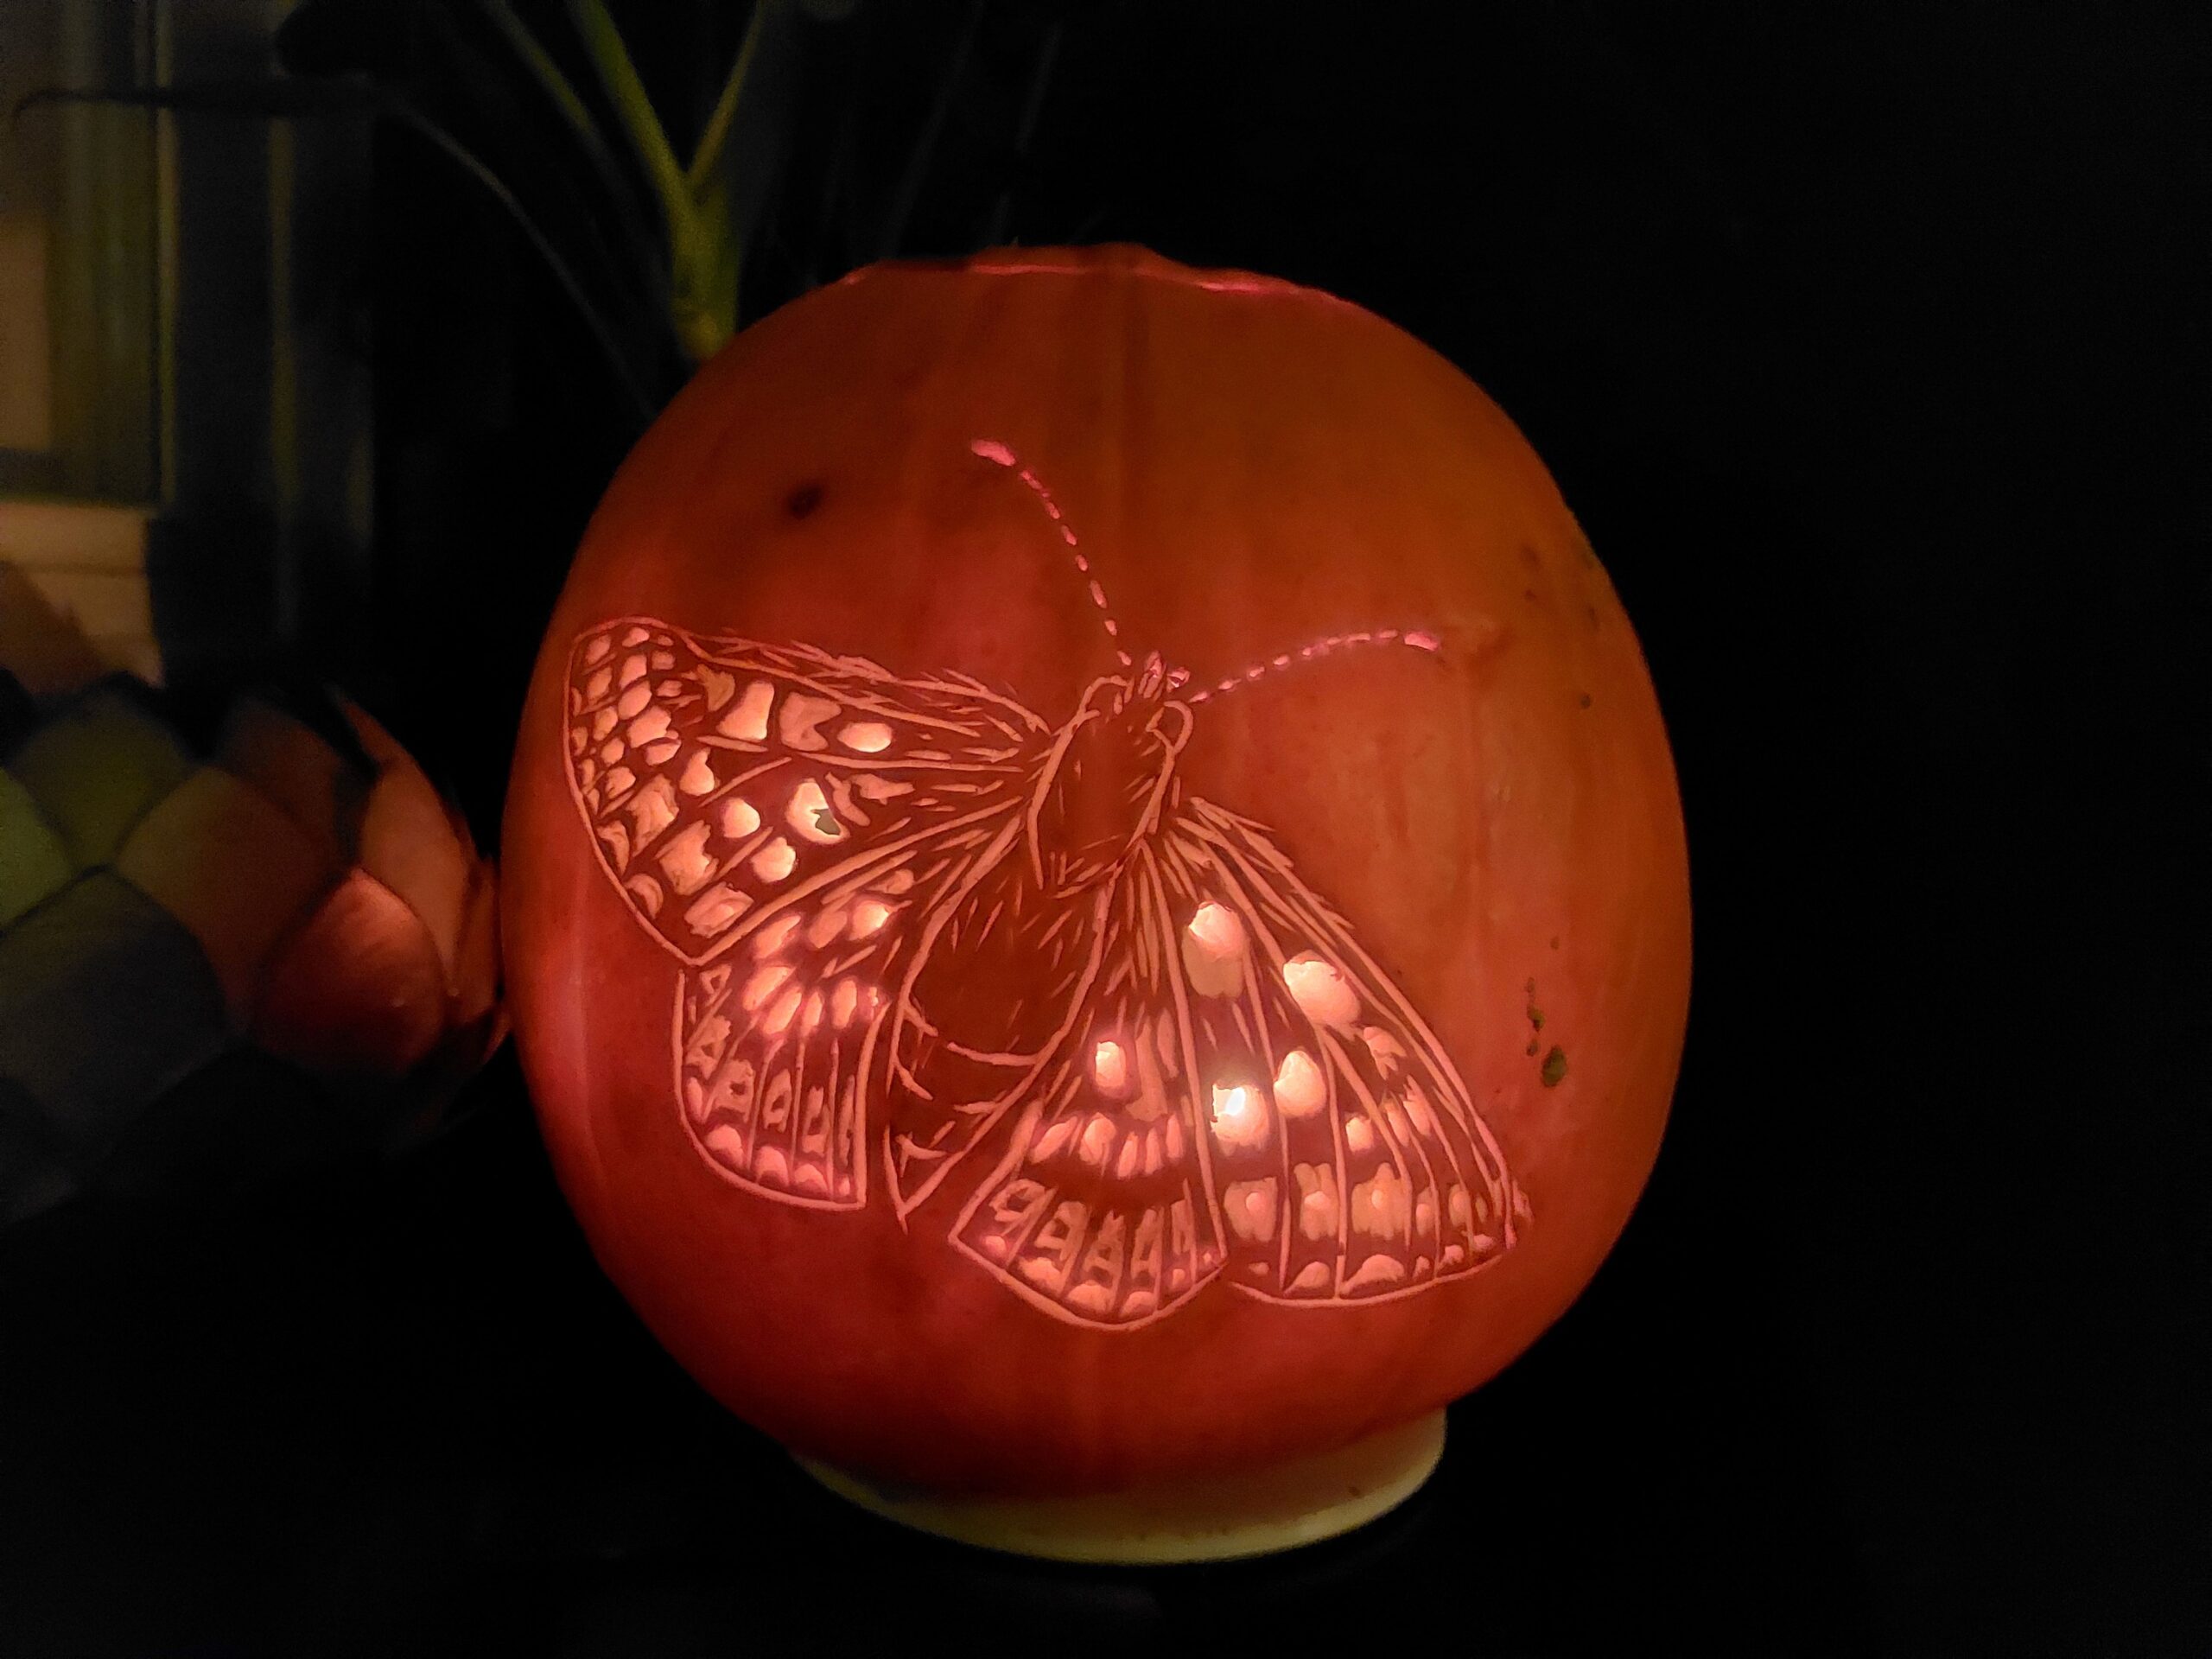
[721,680,774,741]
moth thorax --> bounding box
[1032,695,1185,896]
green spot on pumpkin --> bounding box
[1526,1003,1545,1030]
[1525,1038,1539,1056]
[1540,1046,1568,1087]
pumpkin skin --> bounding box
[502,245,1689,1497]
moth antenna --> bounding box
[1185,627,1443,703]
[971,438,1135,668]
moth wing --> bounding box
[563,616,1043,1206]
[563,615,1046,965]
[946,841,1232,1326]
[675,812,1020,1209]
[948,798,1521,1323]
[1170,798,1524,1301]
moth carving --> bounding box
[560,442,1525,1329]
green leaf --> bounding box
[688,0,777,194]
[388,103,660,422]
[24,76,660,421]
[474,0,612,171]
[567,0,694,263]
[417,3,676,386]
[467,1,659,268]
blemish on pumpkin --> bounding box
[1579,692,1592,709]
[1550,935,1560,950]
[1541,1046,1568,1087]
[1519,543,1541,569]
[1525,1039,1539,1056]
[785,482,824,519]
[1584,603,1600,632]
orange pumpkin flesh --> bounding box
[502,246,1689,1498]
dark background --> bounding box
[3,2,2204,1654]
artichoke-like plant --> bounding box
[0,668,502,1225]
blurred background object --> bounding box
[2,0,509,1227]
[5,0,1064,764]
[0,644,502,1225]
[5,0,1040,1225]
[0,500,160,691]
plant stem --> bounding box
[567,0,692,257]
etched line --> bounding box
[971,437,1136,668]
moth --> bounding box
[560,441,1525,1330]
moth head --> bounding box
[1121,652,1192,709]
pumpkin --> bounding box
[502,245,1689,1556]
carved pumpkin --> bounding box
[503,246,1689,1554]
